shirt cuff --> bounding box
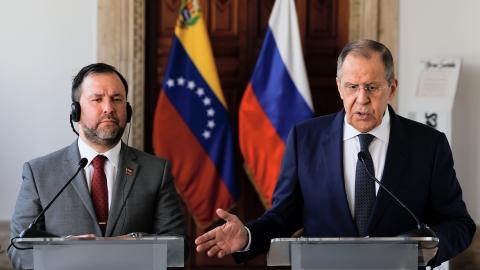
[237,226,252,252]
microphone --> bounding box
[357,152,437,239]
[19,158,88,238]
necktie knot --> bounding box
[91,155,106,170]
[358,133,374,152]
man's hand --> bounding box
[195,208,248,258]
[421,246,438,265]
[65,234,96,240]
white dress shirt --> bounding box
[78,138,122,209]
[343,109,391,217]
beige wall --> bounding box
[349,0,399,108]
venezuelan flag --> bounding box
[239,0,314,207]
[152,0,237,226]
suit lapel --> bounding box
[320,111,358,235]
[64,141,101,234]
[106,144,139,236]
[368,106,408,233]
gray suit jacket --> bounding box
[8,141,186,269]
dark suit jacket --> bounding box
[240,107,475,267]
[9,141,186,269]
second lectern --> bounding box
[267,237,438,270]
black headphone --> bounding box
[70,101,132,123]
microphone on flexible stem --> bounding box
[18,158,88,238]
[357,152,437,239]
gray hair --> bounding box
[336,39,395,85]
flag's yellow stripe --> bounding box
[175,17,227,108]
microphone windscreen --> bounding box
[79,158,88,168]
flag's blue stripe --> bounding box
[162,36,238,200]
[250,28,314,142]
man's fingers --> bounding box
[421,247,438,263]
[195,210,241,257]
[217,250,226,258]
[216,208,235,222]
[196,238,217,252]
[195,229,217,245]
[207,245,222,257]
[194,234,209,245]
[68,234,96,239]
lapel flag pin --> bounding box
[126,167,133,176]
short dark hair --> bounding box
[336,39,395,85]
[71,63,128,102]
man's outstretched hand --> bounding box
[195,208,248,258]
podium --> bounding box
[267,237,439,270]
[14,236,184,270]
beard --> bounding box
[82,115,125,147]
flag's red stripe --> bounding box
[153,91,234,225]
[239,84,285,207]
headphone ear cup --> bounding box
[126,102,132,123]
[71,102,81,122]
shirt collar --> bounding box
[343,107,390,142]
[77,137,122,167]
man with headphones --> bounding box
[9,63,186,269]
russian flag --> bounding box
[152,0,237,226]
[239,0,314,207]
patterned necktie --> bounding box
[354,133,375,236]
[91,155,108,235]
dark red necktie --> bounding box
[91,155,108,235]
